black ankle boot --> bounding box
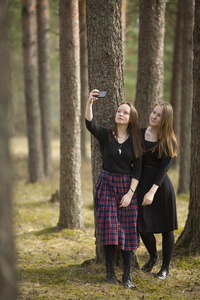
[122,266,133,288]
[106,262,118,284]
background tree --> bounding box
[58,0,84,230]
[170,0,183,168]
[22,0,44,182]
[135,0,166,126]
[0,1,17,298]
[176,0,200,254]
[79,0,88,160]
[37,0,53,178]
[177,0,194,194]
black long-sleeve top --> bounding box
[85,118,142,181]
[141,128,173,186]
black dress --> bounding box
[137,128,178,233]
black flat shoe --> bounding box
[156,268,169,280]
[122,278,134,288]
[141,256,160,272]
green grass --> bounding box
[12,138,200,300]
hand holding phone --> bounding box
[97,91,107,98]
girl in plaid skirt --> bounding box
[85,89,143,288]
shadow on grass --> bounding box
[18,259,105,287]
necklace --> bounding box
[117,143,123,155]
[114,132,128,155]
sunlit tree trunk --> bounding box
[22,0,44,182]
[58,0,84,230]
[0,1,17,298]
[135,0,166,127]
[176,0,200,253]
[37,0,52,178]
[177,0,194,194]
[170,0,183,169]
[79,0,88,160]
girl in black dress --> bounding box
[85,89,143,287]
[137,102,178,280]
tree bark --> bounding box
[0,2,17,298]
[176,0,200,254]
[22,0,44,182]
[135,0,166,127]
[86,0,139,268]
[58,0,84,230]
[79,0,88,160]
[37,0,52,178]
[121,0,127,62]
[170,0,183,169]
[177,0,194,194]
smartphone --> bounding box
[98,91,107,98]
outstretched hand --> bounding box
[88,89,99,104]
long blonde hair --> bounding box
[111,102,144,158]
[152,102,178,158]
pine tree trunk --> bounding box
[177,0,194,194]
[58,0,84,230]
[22,0,44,182]
[86,0,140,268]
[0,2,17,298]
[170,0,183,169]
[79,0,88,160]
[121,0,127,62]
[135,0,166,127]
[37,0,52,178]
[176,0,200,253]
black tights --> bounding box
[104,245,133,268]
[140,231,174,271]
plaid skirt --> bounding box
[95,170,140,251]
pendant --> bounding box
[118,149,121,155]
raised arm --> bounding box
[85,89,99,121]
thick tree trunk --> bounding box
[0,2,17,298]
[176,0,200,254]
[79,0,88,160]
[121,0,127,61]
[135,0,166,127]
[86,0,139,268]
[177,0,194,194]
[170,0,183,169]
[58,0,84,230]
[37,0,52,178]
[22,0,44,182]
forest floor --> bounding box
[11,137,200,300]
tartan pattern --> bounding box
[95,170,140,251]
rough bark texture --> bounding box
[86,0,139,268]
[177,0,194,194]
[0,2,17,298]
[22,0,44,182]
[176,0,200,254]
[37,0,52,178]
[170,0,183,169]
[121,0,127,61]
[58,0,84,230]
[135,0,166,127]
[79,0,88,160]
